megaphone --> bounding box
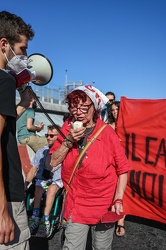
[28,53,53,86]
[10,53,53,90]
[14,54,68,141]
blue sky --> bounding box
[2,0,166,100]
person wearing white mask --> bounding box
[0,10,34,249]
[4,45,28,73]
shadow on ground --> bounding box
[112,216,166,250]
[29,216,166,250]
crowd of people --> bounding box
[25,125,63,238]
[0,9,130,250]
[24,88,127,243]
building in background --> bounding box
[16,80,84,136]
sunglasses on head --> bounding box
[45,134,57,138]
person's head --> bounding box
[45,125,60,147]
[0,11,34,70]
[105,91,116,104]
[29,97,37,109]
[66,85,108,127]
[107,101,120,124]
[63,112,72,123]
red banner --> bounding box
[116,96,166,224]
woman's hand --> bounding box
[111,201,124,215]
[67,126,86,142]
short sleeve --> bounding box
[0,71,16,117]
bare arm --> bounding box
[16,87,32,120]
[112,172,128,215]
[51,126,86,168]
[0,114,14,244]
[114,172,128,200]
[51,143,71,168]
[26,118,44,132]
[24,166,38,190]
[26,166,37,183]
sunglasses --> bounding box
[45,134,58,138]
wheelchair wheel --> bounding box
[47,189,63,240]
[59,226,66,246]
[25,184,64,239]
[25,182,36,217]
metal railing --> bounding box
[16,81,84,106]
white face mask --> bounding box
[4,46,28,74]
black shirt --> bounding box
[0,70,24,202]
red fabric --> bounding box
[101,211,124,223]
[50,118,130,224]
[116,96,166,224]
[18,145,32,176]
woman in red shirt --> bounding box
[50,85,130,250]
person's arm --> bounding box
[24,166,37,190]
[25,148,44,189]
[26,118,44,132]
[0,114,14,244]
[50,141,72,168]
[110,130,130,215]
[16,87,32,120]
[50,126,86,168]
[112,172,128,215]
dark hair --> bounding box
[47,125,61,131]
[63,113,73,122]
[107,101,120,124]
[105,91,116,100]
[66,90,99,123]
[0,11,34,46]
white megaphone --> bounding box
[10,53,53,90]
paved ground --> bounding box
[29,215,166,250]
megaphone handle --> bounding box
[29,87,67,140]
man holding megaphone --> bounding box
[0,10,35,249]
[10,52,53,91]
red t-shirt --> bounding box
[50,118,130,224]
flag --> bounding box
[116,96,166,224]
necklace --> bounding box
[78,125,96,152]
[84,126,95,137]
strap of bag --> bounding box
[65,123,107,194]
[60,124,107,225]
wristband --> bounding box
[63,138,73,148]
[112,199,123,206]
